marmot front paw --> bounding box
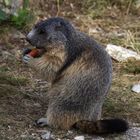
[23,48,45,63]
[35,118,48,127]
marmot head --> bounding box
[26,17,75,49]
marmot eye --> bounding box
[38,29,46,34]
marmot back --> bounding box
[24,17,129,134]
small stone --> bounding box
[89,27,103,35]
[67,130,73,134]
[20,134,27,138]
[106,44,140,62]
[41,131,54,140]
[34,103,41,107]
[31,133,37,136]
[132,84,140,93]
[36,129,48,133]
[126,126,140,139]
[92,137,104,140]
[74,136,85,140]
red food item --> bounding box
[28,48,39,57]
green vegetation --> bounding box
[11,9,34,29]
[0,0,34,29]
[0,9,8,21]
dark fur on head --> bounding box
[27,17,75,48]
[26,17,85,77]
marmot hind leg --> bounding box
[36,98,85,129]
[36,108,82,130]
[36,98,103,130]
[46,101,85,130]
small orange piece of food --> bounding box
[28,48,39,57]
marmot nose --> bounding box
[26,30,35,43]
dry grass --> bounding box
[124,30,140,53]
[103,63,140,122]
